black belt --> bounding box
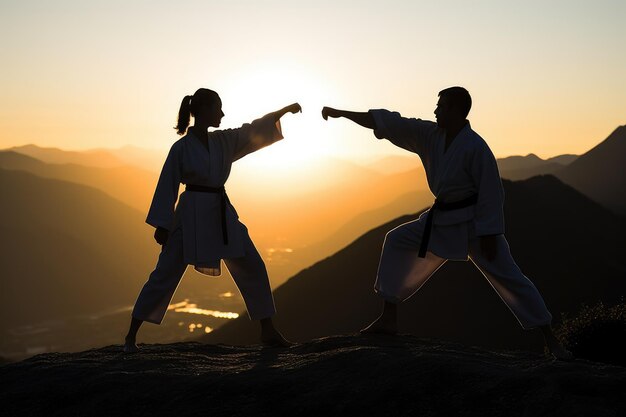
[418,194,478,258]
[185,184,229,245]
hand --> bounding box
[480,235,498,261]
[154,226,169,246]
[321,106,339,120]
[286,103,302,114]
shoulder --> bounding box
[370,109,440,140]
[207,127,242,141]
[464,126,492,154]
[168,137,186,154]
[371,109,437,127]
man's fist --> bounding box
[321,106,339,120]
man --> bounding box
[321,87,572,360]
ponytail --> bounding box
[174,95,193,135]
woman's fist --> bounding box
[154,226,169,246]
[287,103,302,114]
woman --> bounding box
[124,88,301,352]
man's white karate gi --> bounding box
[369,109,552,330]
[321,87,571,359]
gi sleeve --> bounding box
[368,109,438,157]
[224,113,284,162]
[146,144,181,231]
[471,141,505,236]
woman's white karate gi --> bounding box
[321,86,572,359]
[124,88,300,352]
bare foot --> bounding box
[545,340,574,361]
[123,337,140,353]
[540,326,573,361]
[261,327,294,348]
[360,315,398,335]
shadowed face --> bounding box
[209,97,225,128]
[434,93,468,130]
[193,94,224,128]
[434,95,452,128]
[205,97,224,128]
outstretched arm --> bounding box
[268,103,302,122]
[321,107,375,129]
[230,103,301,161]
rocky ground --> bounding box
[1,334,625,417]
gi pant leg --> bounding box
[223,226,276,321]
[375,219,447,303]
[468,235,552,329]
[133,224,276,324]
[132,226,188,324]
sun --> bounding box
[217,63,341,174]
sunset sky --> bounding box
[1,0,624,166]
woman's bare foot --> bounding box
[123,336,140,353]
[360,315,398,335]
[544,336,573,361]
[261,329,294,347]
[260,318,294,347]
[123,317,143,353]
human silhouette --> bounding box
[322,87,572,360]
[124,88,301,352]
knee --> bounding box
[384,226,413,249]
[384,228,403,245]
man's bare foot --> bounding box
[360,315,398,335]
[545,339,574,361]
[261,327,294,347]
[123,337,139,353]
[540,325,573,361]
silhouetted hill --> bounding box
[548,154,578,165]
[3,145,430,284]
[0,150,158,212]
[0,169,247,359]
[204,176,626,352]
[497,153,577,180]
[91,145,165,172]
[7,144,127,168]
[0,168,152,326]
[363,154,420,175]
[556,125,626,214]
[227,160,430,282]
[1,335,624,417]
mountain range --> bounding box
[497,153,577,180]
[0,168,245,359]
[0,150,156,212]
[1,123,624,359]
[555,125,626,214]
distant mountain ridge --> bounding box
[0,150,157,212]
[555,125,626,213]
[7,144,128,168]
[497,153,577,180]
[0,168,245,358]
[2,145,431,280]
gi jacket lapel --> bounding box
[433,123,471,198]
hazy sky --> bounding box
[1,0,624,163]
